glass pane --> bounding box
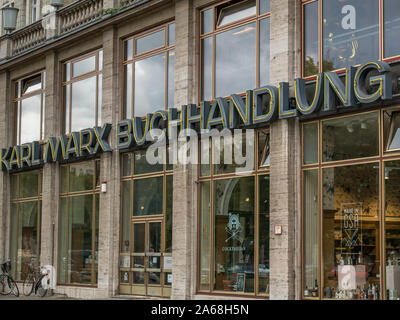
[199,181,211,291]
[258,175,269,296]
[61,166,68,194]
[384,0,400,58]
[42,93,45,140]
[303,170,319,298]
[201,9,213,34]
[125,64,132,119]
[97,74,102,126]
[20,94,41,144]
[134,223,145,253]
[121,181,131,253]
[215,22,256,97]
[259,18,270,87]
[304,1,319,76]
[148,272,161,285]
[10,204,17,278]
[322,163,380,300]
[71,76,97,132]
[201,36,213,101]
[136,30,165,55]
[165,175,173,253]
[258,130,270,167]
[303,122,319,165]
[120,271,130,284]
[95,194,99,283]
[259,0,270,14]
[218,0,256,27]
[22,75,41,94]
[386,111,400,151]
[168,50,175,108]
[122,153,133,177]
[134,53,166,116]
[168,23,175,46]
[214,177,255,293]
[98,50,103,71]
[149,222,161,254]
[18,171,39,198]
[322,112,379,162]
[64,84,70,133]
[68,195,94,284]
[72,55,96,77]
[384,160,400,300]
[58,198,68,283]
[200,137,211,176]
[133,271,145,284]
[65,63,71,82]
[134,177,163,216]
[134,149,163,174]
[322,0,379,71]
[125,39,133,61]
[15,201,38,281]
[69,162,94,192]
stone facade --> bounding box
[0,0,302,300]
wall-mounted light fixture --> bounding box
[2,7,19,34]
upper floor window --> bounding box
[302,0,400,77]
[31,0,39,23]
[123,22,175,118]
[13,71,46,145]
[62,49,103,133]
[200,0,270,100]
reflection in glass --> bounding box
[68,162,94,192]
[133,177,163,216]
[322,0,379,71]
[215,22,256,97]
[134,224,145,253]
[258,175,269,295]
[71,76,97,132]
[20,94,41,144]
[134,53,165,116]
[125,64,133,119]
[201,37,213,100]
[322,163,380,299]
[259,0,270,14]
[304,1,319,76]
[303,170,319,298]
[134,149,163,174]
[98,74,102,126]
[136,30,165,55]
[133,271,145,284]
[214,177,255,293]
[18,171,39,199]
[73,56,96,77]
[201,9,213,34]
[168,50,175,108]
[322,112,379,162]
[168,23,175,46]
[258,130,270,167]
[165,175,173,253]
[23,76,41,94]
[259,18,270,86]
[218,0,256,27]
[149,222,161,253]
[384,0,400,58]
[386,111,400,151]
[125,39,133,61]
[64,85,70,133]
[121,181,131,253]
[199,181,211,291]
[303,122,318,164]
[58,198,67,283]
[384,160,400,299]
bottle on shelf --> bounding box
[304,286,309,297]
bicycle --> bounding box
[0,260,19,297]
[23,263,49,297]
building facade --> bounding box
[0,0,399,300]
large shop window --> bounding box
[10,170,42,281]
[123,22,175,118]
[62,50,103,133]
[302,109,400,300]
[200,0,270,100]
[58,160,100,285]
[198,129,270,297]
[13,71,46,145]
[119,151,173,297]
[302,0,400,77]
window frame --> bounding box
[301,0,400,79]
[199,0,271,102]
[122,21,175,119]
[196,128,270,297]
[61,49,103,134]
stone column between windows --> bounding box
[40,51,60,279]
[171,0,197,300]
[98,26,120,297]
[0,71,11,264]
[269,0,302,300]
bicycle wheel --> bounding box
[7,276,19,297]
[0,274,11,295]
[36,276,48,297]
[23,273,34,296]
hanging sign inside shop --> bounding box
[0,60,393,172]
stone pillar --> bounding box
[97,25,120,297]
[0,71,11,264]
[269,0,301,300]
[40,51,60,270]
[171,0,197,300]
